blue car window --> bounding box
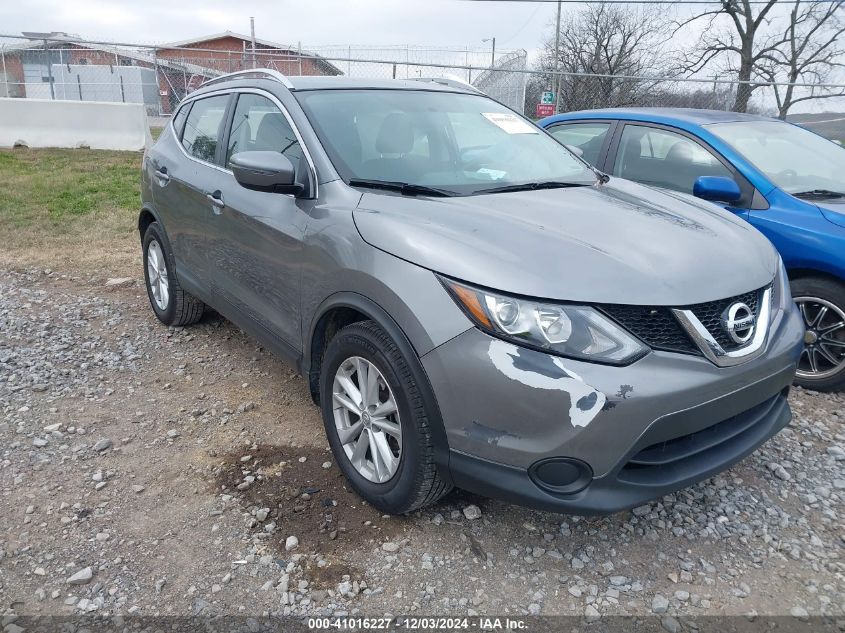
[614,124,732,195]
[547,122,610,166]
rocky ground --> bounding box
[1,267,844,627]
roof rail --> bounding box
[201,68,294,90]
[411,75,483,94]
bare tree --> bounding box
[676,0,785,112]
[539,4,668,112]
[755,0,845,119]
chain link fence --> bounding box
[2,34,844,128]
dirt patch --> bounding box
[210,444,408,559]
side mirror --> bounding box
[230,151,303,195]
[693,176,742,204]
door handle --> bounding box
[206,191,225,213]
[154,166,170,185]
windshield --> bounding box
[707,120,845,195]
[294,89,595,195]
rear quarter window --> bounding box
[171,103,191,140]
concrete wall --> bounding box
[0,98,149,151]
[51,64,159,109]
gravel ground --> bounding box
[1,267,844,625]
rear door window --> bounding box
[546,122,611,166]
[181,95,229,165]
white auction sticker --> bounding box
[482,112,539,134]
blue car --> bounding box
[538,108,845,391]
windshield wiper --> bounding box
[348,179,456,197]
[792,189,845,199]
[472,181,591,195]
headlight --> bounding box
[771,256,792,315]
[441,277,648,365]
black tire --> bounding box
[791,276,845,392]
[319,320,451,514]
[142,222,205,327]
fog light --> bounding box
[529,457,593,495]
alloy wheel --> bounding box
[332,356,402,483]
[146,239,170,311]
[794,296,845,381]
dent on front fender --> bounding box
[300,196,473,358]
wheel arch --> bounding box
[305,292,453,485]
[786,267,845,287]
[138,205,165,245]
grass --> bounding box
[0,147,143,275]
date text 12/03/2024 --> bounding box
[308,616,529,630]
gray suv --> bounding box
[140,70,805,515]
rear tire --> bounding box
[319,320,451,514]
[142,222,205,327]
[791,276,845,392]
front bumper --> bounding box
[421,302,804,515]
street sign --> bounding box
[536,103,555,118]
[541,91,555,104]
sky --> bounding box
[1,0,842,113]
[0,0,563,52]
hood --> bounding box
[816,199,845,229]
[352,179,778,305]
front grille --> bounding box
[618,393,786,487]
[599,304,698,354]
[599,286,766,357]
[684,289,760,352]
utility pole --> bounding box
[1,44,8,98]
[44,39,55,100]
[250,17,257,69]
[483,37,496,69]
[553,0,561,113]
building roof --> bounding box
[160,31,297,52]
[158,31,342,76]
[3,36,225,79]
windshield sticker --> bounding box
[482,112,539,135]
[477,168,507,180]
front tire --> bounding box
[319,320,451,514]
[142,222,205,327]
[791,276,845,392]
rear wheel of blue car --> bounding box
[792,277,845,392]
[319,320,452,514]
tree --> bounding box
[676,0,783,112]
[677,0,845,114]
[756,0,845,119]
[539,4,668,112]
